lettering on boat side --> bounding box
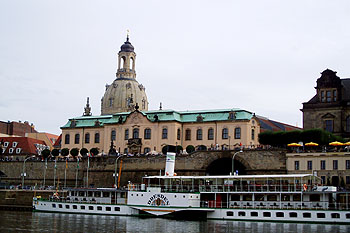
[147,194,170,206]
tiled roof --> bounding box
[0,137,47,155]
[257,117,301,132]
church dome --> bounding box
[101,36,148,115]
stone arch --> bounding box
[206,157,247,175]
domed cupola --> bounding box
[101,35,148,115]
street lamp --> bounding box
[114,155,123,188]
[232,149,243,175]
[22,155,35,188]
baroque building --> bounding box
[61,36,298,155]
[302,69,350,138]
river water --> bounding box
[0,210,349,233]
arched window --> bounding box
[222,128,228,139]
[208,128,214,140]
[125,129,129,140]
[65,134,70,144]
[75,133,80,144]
[144,128,151,139]
[251,129,255,140]
[162,128,168,139]
[111,130,116,141]
[133,128,139,139]
[346,116,350,132]
[130,57,134,70]
[235,127,241,139]
[85,133,90,144]
[177,128,181,140]
[144,147,151,154]
[122,56,126,69]
[196,129,203,140]
[185,129,191,141]
[94,132,100,143]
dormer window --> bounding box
[229,112,236,120]
[321,91,325,102]
[3,142,9,147]
[12,142,18,147]
[326,91,331,102]
[333,90,337,101]
[16,148,21,154]
[197,115,203,122]
[9,148,14,154]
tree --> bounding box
[186,145,195,154]
[176,145,183,154]
[41,149,51,159]
[197,145,207,151]
[51,149,60,157]
[80,148,89,157]
[70,148,79,158]
[61,148,70,157]
[90,148,99,156]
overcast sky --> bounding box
[1,0,349,135]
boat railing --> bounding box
[143,184,313,193]
[200,200,349,210]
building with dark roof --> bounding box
[302,69,350,138]
[0,137,48,160]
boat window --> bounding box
[183,195,186,198]
[267,195,277,201]
[81,206,85,210]
[331,213,340,218]
[303,213,311,218]
[243,194,252,201]
[310,194,320,202]
[292,194,301,201]
[289,212,297,218]
[317,213,325,218]
[52,204,56,208]
[65,205,69,209]
[89,206,94,210]
[97,206,102,211]
[106,207,111,211]
[250,212,258,217]
[121,192,126,198]
[254,194,264,201]
[95,192,101,197]
[263,212,271,217]
[276,212,284,217]
[88,192,93,197]
[103,192,109,198]
[238,211,246,216]
[59,204,62,208]
[115,207,120,211]
[226,211,233,216]
[281,194,290,201]
[231,195,240,201]
[346,213,350,219]
[174,195,177,198]
[79,191,85,197]
[73,205,77,209]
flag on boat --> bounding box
[66,159,68,169]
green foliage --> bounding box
[186,145,195,153]
[162,146,168,155]
[51,149,60,157]
[70,148,79,157]
[90,148,99,156]
[41,149,51,159]
[80,148,89,157]
[176,145,183,153]
[258,128,344,147]
[197,145,207,151]
[61,148,70,157]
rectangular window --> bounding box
[97,206,102,211]
[321,176,326,184]
[325,120,333,132]
[73,205,77,209]
[238,211,246,216]
[326,91,331,102]
[89,206,94,210]
[251,129,255,140]
[333,90,337,101]
[185,130,191,141]
[289,212,298,218]
[321,91,325,102]
[58,204,62,208]
[250,212,258,217]
[303,213,311,218]
[317,213,325,218]
[346,160,350,170]
[276,212,284,217]
[226,211,233,216]
[307,161,312,170]
[263,212,271,217]
[333,160,338,170]
[346,176,350,184]
[106,207,111,211]
[331,213,340,218]
[162,128,168,139]
[81,206,85,210]
[294,161,299,170]
[320,160,326,170]
[114,207,120,211]
[52,204,56,208]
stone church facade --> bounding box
[302,69,350,138]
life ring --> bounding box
[303,184,307,191]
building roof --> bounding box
[257,117,300,132]
[61,108,255,129]
[0,137,47,156]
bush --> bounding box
[186,145,195,153]
[70,148,79,158]
[90,148,99,156]
[197,145,207,151]
[41,149,51,159]
[80,148,89,157]
[61,148,70,157]
[51,149,60,157]
[176,145,183,153]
